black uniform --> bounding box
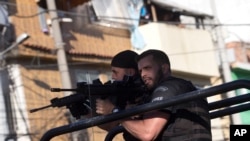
[150,76,212,141]
[121,76,211,141]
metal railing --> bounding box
[40,79,250,141]
[105,92,250,141]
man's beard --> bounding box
[148,69,164,90]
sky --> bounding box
[214,0,250,43]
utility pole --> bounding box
[46,1,77,141]
[46,0,72,96]
[211,0,241,125]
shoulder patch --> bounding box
[152,97,163,102]
[153,86,168,93]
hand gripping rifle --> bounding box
[30,75,147,119]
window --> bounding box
[75,69,100,84]
[91,0,144,29]
[74,69,111,84]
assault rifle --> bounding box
[30,75,147,119]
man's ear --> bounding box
[128,68,136,76]
[161,64,169,73]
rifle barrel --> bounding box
[30,105,52,113]
[50,88,78,92]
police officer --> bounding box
[95,50,140,132]
[121,49,212,141]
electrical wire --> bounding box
[2,0,250,61]
[1,1,249,76]
[1,1,250,27]
[1,1,249,141]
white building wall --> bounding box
[8,65,31,141]
[0,71,10,141]
[136,23,220,77]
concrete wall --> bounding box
[135,23,220,77]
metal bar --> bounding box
[210,102,250,119]
[105,96,250,141]
[104,126,125,141]
[208,93,250,110]
[105,102,250,141]
[40,79,250,141]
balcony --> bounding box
[136,23,220,77]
